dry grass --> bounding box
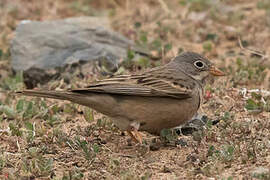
[0,0,270,179]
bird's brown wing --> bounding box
[72,66,193,99]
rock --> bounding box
[224,26,238,40]
[10,17,147,87]
[175,138,188,147]
[150,138,162,151]
[174,113,221,136]
[162,165,172,173]
[11,16,134,71]
[174,114,210,135]
[251,167,270,179]
[187,12,207,22]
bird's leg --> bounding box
[127,130,142,144]
[126,122,142,144]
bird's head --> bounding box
[170,52,225,84]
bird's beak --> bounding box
[209,66,225,76]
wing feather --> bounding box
[72,66,193,99]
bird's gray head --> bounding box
[169,51,225,84]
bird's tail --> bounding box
[16,90,77,101]
[14,89,120,118]
[15,90,103,109]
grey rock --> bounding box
[173,113,221,135]
[174,114,207,135]
[11,16,136,71]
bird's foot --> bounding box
[127,130,143,144]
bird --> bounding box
[16,52,225,144]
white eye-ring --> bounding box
[194,60,205,69]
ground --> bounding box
[0,0,270,179]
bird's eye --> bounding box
[194,60,204,69]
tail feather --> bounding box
[15,90,118,116]
[16,90,74,101]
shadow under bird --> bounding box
[17,52,225,143]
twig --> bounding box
[157,0,171,14]
[33,122,36,138]
[101,144,113,153]
[4,152,22,156]
[66,141,75,151]
[16,139,21,152]
[115,153,136,158]
[0,90,11,93]
[238,88,270,99]
[238,36,268,60]
[0,128,9,134]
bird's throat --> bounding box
[189,71,209,84]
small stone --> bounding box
[251,167,270,179]
[162,165,172,173]
[100,139,107,144]
[150,143,161,151]
[175,138,188,147]
[127,138,133,146]
[186,154,199,163]
[137,144,150,156]
[150,138,162,151]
